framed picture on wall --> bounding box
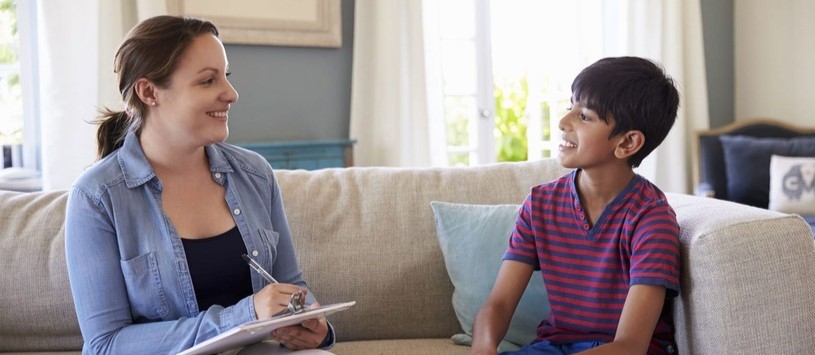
[166,0,342,48]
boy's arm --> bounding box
[471,260,534,355]
[577,284,666,355]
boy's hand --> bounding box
[471,260,534,355]
[576,284,667,355]
[470,348,498,355]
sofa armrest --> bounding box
[667,193,815,355]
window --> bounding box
[0,0,38,172]
[428,0,605,166]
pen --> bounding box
[242,254,279,284]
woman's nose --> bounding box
[223,81,239,103]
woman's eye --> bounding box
[202,78,214,85]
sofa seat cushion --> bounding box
[332,338,470,355]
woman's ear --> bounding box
[133,78,158,106]
[614,130,645,160]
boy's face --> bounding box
[557,100,622,170]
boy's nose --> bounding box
[558,113,570,131]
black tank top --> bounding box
[181,226,253,311]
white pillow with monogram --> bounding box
[768,155,815,215]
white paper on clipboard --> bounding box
[177,301,355,355]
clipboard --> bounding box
[177,301,355,355]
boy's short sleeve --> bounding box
[629,201,681,296]
[503,193,541,269]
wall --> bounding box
[222,0,742,143]
[224,0,355,144]
[700,0,734,128]
[734,0,815,126]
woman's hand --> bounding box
[271,303,330,350]
[252,283,307,319]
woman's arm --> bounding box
[65,187,257,354]
[264,173,332,349]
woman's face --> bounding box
[151,34,239,148]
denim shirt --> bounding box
[65,132,333,354]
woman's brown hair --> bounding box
[95,16,218,159]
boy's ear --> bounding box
[133,78,158,106]
[614,130,645,160]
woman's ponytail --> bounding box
[95,109,133,159]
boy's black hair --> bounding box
[571,56,680,168]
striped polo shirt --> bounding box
[504,170,681,354]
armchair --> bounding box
[693,118,815,233]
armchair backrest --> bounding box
[694,118,815,201]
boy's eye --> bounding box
[580,113,590,121]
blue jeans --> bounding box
[500,340,606,355]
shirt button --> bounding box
[583,224,589,230]
[252,250,259,257]
[214,172,222,179]
[233,208,241,215]
[580,214,585,220]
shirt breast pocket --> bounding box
[258,228,280,262]
[120,252,170,320]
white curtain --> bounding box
[350,0,709,187]
[349,0,438,167]
[37,0,163,190]
[612,0,710,194]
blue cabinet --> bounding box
[237,140,355,170]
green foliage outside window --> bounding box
[0,0,22,145]
[493,77,528,162]
[0,0,17,67]
[444,96,472,166]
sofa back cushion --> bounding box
[0,159,567,351]
[274,160,567,341]
[0,190,82,352]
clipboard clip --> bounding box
[272,290,309,317]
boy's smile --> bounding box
[556,101,620,170]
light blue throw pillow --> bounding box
[431,201,550,352]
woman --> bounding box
[65,15,332,354]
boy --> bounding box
[471,57,681,355]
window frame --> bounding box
[17,0,40,171]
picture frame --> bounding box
[165,0,342,48]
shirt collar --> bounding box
[117,131,234,189]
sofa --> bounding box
[2,158,815,354]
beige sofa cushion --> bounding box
[0,191,82,352]
[274,160,568,342]
[667,193,815,354]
